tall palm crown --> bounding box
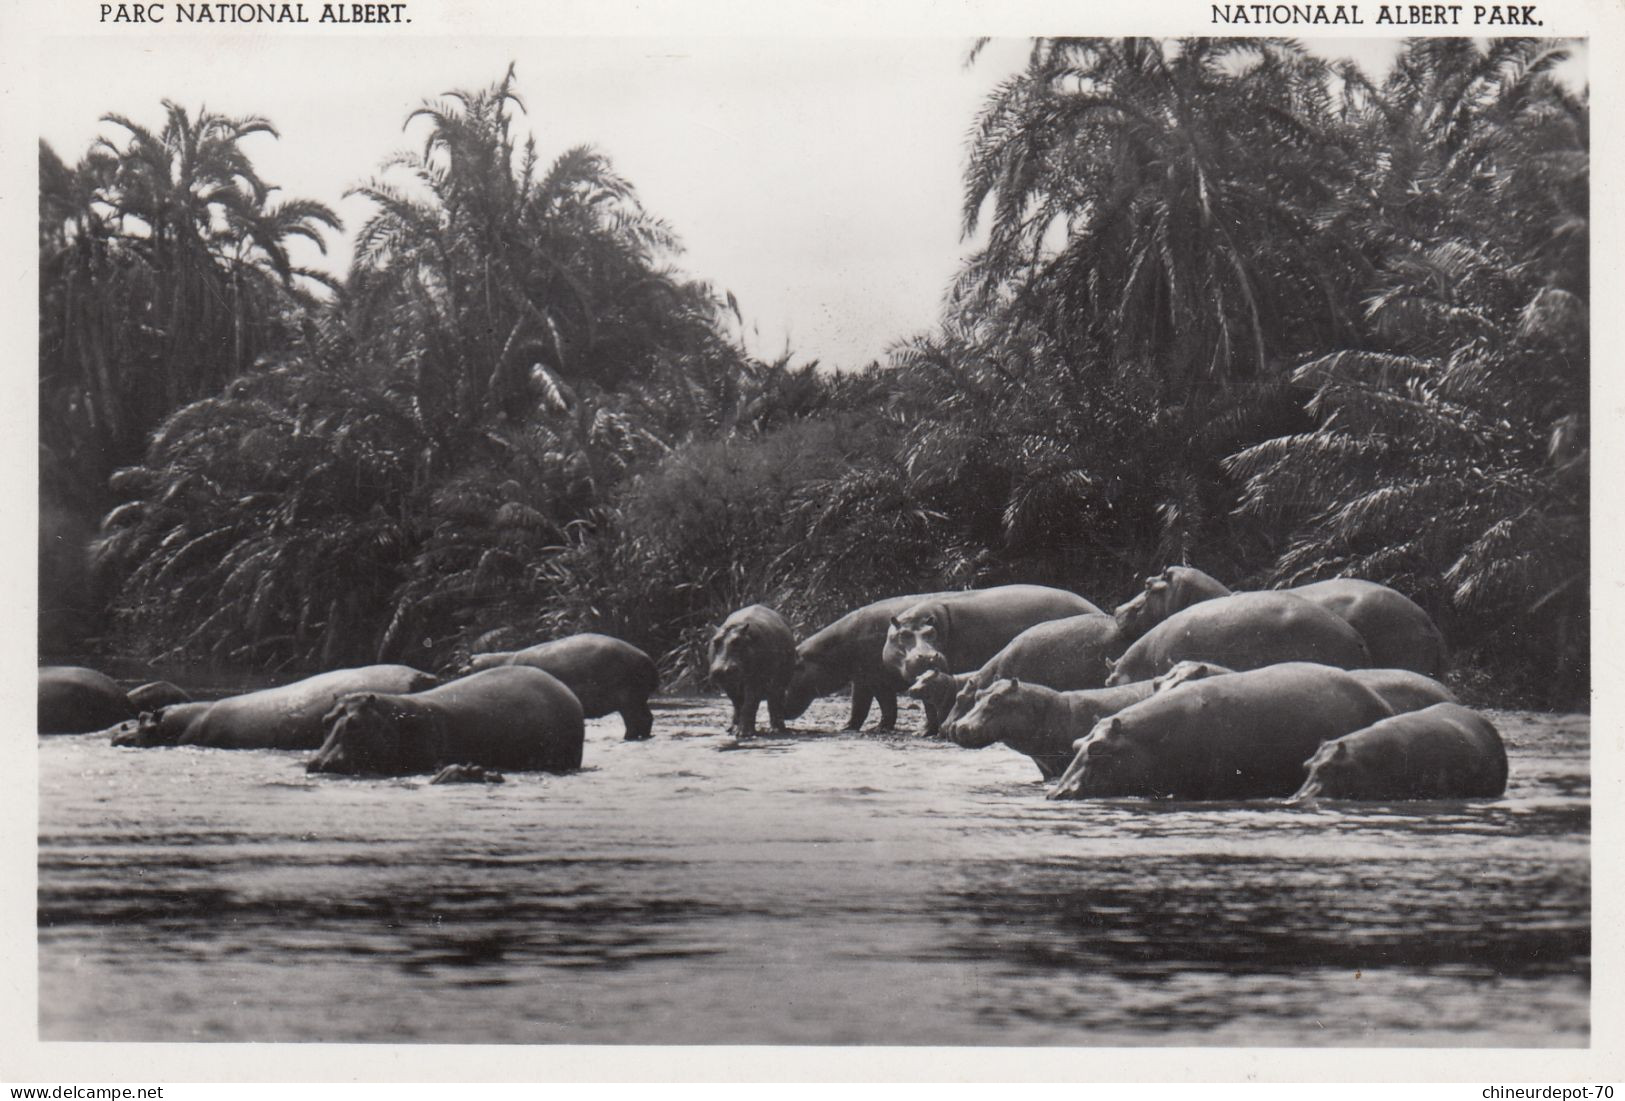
[959,37,1354,393]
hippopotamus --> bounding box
[1114,565,1444,675]
[307,666,584,776]
[1150,660,1236,693]
[111,664,439,749]
[126,680,191,711]
[709,604,797,737]
[460,633,659,740]
[1105,591,1370,686]
[1348,668,1457,713]
[39,666,136,733]
[1290,579,1445,676]
[882,586,1101,691]
[1148,661,1456,716]
[949,677,1157,779]
[783,591,958,731]
[1050,662,1396,800]
[1114,566,1232,640]
[907,612,1126,738]
[1291,703,1507,801]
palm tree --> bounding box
[1226,38,1587,702]
[41,104,339,486]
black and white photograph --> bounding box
[4,0,1618,1081]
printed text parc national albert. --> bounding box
[100,3,409,23]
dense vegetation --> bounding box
[40,41,1587,705]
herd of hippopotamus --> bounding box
[37,565,1508,802]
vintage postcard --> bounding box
[1,0,1618,1083]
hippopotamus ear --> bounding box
[890,615,901,628]
[1009,677,1021,689]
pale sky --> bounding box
[35,34,1581,371]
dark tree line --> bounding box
[40,42,1587,706]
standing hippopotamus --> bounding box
[1051,662,1396,800]
[1292,703,1507,801]
[111,664,438,749]
[882,585,1101,691]
[950,678,1157,780]
[783,591,958,731]
[1114,566,1444,675]
[307,666,584,776]
[908,612,1126,738]
[460,634,658,741]
[709,605,797,737]
[1106,591,1370,686]
[39,666,136,733]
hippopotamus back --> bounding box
[1289,579,1446,676]
[1051,662,1396,800]
[1293,702,1507,801]
[1114,568,1445,677]
[39,666,137,734]
[883,585,1101,683]
[1107,591,1370,686]
[184,664,440,750]
[469,634,659,738]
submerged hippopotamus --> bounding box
[907,612,1126,738]
[1115,565,1445,675]
[1106,591,1370,686]
[709,604,797,737]
[111,664,438,749]
[461,633,658,741]
[1292,703,1507,801]
[39,666,136,734]
[783,591,958,731]
[882,586,1100,707]
[949,677,1157,780]
[1050,662,1395,800]
[308,666,584,776]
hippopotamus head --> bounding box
[1113,569,1179,639]
[1114,566,1230,640]
[1151,660,1234,694]
[1290,740,1357,802]
[782,659,819,720]
[1051,716,1156,798]
[109,708,182,747]
[948,677,1033,750]
[887,613,951,682]
[707,621,751,692]
[907,669,959,717]
[307,693,437,776]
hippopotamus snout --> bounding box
[899,648,950,682]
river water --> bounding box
[38,691,1589,1046]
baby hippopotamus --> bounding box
[708,604,797,737]
[1292,703,1507,802]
